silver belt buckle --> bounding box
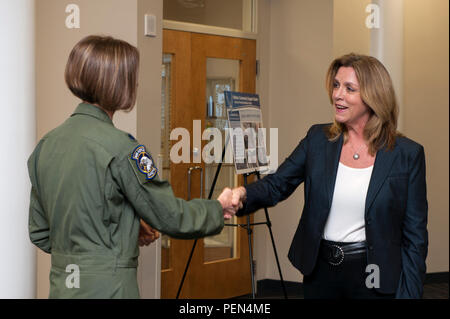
[328,244,344,266]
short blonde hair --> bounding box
[325,53,399,155]
[65,35,140,112]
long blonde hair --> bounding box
[325,53,400,155]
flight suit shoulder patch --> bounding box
[130,145,158,181]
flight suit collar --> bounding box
[72,103,114,125]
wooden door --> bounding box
[160,29,256,299]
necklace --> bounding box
[352,143,365,160]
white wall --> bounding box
[254,0,272,282]
[0,0,36,298]
[370,0,404,130]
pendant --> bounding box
[353,153,360,160]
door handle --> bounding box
[187,166,203,200]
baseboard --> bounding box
[256,272,448,296]
[257,279,303,297]
[424,272,449,284]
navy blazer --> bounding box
[239,124,428,298]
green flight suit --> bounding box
[28,103,224,299]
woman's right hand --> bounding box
[231,186,246,211]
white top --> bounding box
[323,162,374,243]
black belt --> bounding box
[320,240,367,266]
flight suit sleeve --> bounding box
[111,145,224,239]
[27,142,51,253]
[28,186,51,253]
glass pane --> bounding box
[163,0,254,32]
[161,53,173,270]
[204,58,240,263]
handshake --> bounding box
[217,186,247,220]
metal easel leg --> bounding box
[246,214,256,299]
[256,172,288,299]
[243,173,257,299]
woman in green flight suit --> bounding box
[28,35,235,299]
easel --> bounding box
[176,139,288,299]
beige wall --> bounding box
[333,0,371,57]
[403,0,449,273]
[35,0,163,298]
[163,0,243,30]
[254,0,334,282]
[36,0,138,140]
[136,0,164,298]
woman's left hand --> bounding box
[138,219,160,246]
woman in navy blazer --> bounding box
[232,54,428,299]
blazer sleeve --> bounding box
[395,145,428,299]
[238,125,315,215]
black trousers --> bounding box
[303,243,395,299]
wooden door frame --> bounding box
[161,30,197,299]
[162,29,257,299]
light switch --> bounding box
[145,14,156,37]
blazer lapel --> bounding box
[365,145,398,215]
[325,135,343,208]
